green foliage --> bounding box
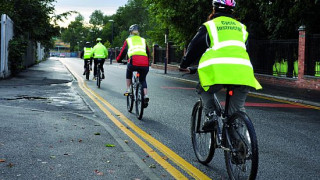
[8,36,28,73]
[104,41,112,49]
[0,0,60,74]
[59,0,320,54]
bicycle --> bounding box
[96,59,103,88]
[187,68,259,180]
[126,71,145,120]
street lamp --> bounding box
[109,20,114,64]
[109,20,114,46]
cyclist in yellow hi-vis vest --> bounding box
[179,0,262,131]
[116,24,150,106]
[92,38,108,80]
[80,42,93,75]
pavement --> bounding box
[0,58,158,180]
[0,58,319,179]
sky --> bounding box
[53,0,128,27]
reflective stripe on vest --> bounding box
[198,57,253,69]
[83,47,92,59]
[127,36,147,58]
[198,17,262,91]
[206,20,247,51]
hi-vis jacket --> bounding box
[198,16,262,91]
[83,47,92,60]
[116,35,149,67]
[92,42,108,59]
[127,36,148,58]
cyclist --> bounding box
[179,0,262,130]
[80,42,93,75]
[92,38,108,80]
[116,24,150,106]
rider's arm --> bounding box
[146,44,150,58]
[80,50,84,59]
[179,25,209,69]
[116,40,128,63]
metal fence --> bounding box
[0,14,14,78]
[153,45,166,64]
[247,39,298,77]
[305,34,320,76]
[168,45,184,65]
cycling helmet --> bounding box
[96,38,102,42]
[212,0,236,8]
[85,41,91,45]
[129,24,139,33]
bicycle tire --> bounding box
[85,63,90,80]
[223,111,259,180]
[127,84,134,112]
[135,83,144,120]
[191,100,215,164]
[97,65,101,88]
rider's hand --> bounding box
[179,67,190,73]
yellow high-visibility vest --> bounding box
[198,16,262,91]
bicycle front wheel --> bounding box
[224,111,258,180]
[97,66,101,88]
[191,100,215,164]
[127,84,134,112]
[135,83,144,120]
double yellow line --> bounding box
[64,62,211,180]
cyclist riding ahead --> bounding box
[179,0,262,130]
[92,38,108,80]
[116,24,150,106]
[81,41,93,75]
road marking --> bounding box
[161,86,196,90]
[62,61,211,180]
[248,93,320,110]
[219,102,309,108]
[158,78,319,110]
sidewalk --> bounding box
[0,58,157,180]
[150,67,320,107]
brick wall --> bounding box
[256,26,319,91]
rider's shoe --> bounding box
[102,73,105,79]
[202,113,218,131]
[143,95,149,108]
[123,88,131,96]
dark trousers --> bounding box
[93,59,105,77]
[126,63,149,88]
[83,59,92,69]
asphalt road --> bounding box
[63,57,320,179]
[1,57,319,179]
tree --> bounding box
[61,14,87,51]
[0,0,61,73]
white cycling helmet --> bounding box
[212,0,236,8]
[129,24,139,33]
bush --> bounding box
[8,36,28,74]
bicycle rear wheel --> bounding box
[224,111,258,180]
[85,63,90,80]
[97,66,101,88]
[191,100,215,164]
[127,84,134,112]
[135,83,144,120]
